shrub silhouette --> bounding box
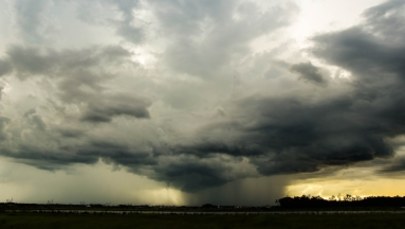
[277,195,405,209]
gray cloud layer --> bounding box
[291,62,327,85]
[0,60,12,77]
[14,0,49,43]
[1,0,405,195]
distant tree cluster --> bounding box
[276,195,405,210]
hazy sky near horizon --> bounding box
[1,0,405,205]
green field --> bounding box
[1,212,405,229]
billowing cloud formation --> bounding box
[291,62,327,85]
[0,0,405,200]
[0,117,9,141]
[185,0,405,177]
[0,60,11,77]
[81,95,150,123]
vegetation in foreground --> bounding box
[1,195,405,228]
[276,195,405,210]
[1,212,405,229]
[3,195,405,212]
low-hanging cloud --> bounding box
[0,60,12,77]
[291,62,327,85]
[81,95,151,123]
[0,117,9,141]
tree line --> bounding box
[276,195,405,210]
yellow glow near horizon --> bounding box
[287,176,405,198]
[141,188,186,206]
[0,157,186,205]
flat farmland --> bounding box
[1,212,405,229]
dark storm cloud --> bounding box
[0,0,298,193]
[57,128,84,139]
[10,146,99,171]
[176,141,263,157]
[1,46,152,117]
[291,62,327,85]
[3,0,405,194]
[248,1,405,175]
[363,0,405,44]
[3,45,152,112]
[176,94,394,176]
[81,95,151,123]
[379,157,405,173]
[313,28,405,79]
[313,0,405,79]
[5,138,156,171]
[148,153,255,192]
[158,0,405,182]
[59,140,157,169]
[0,60,12,77]
[24,109,47,131]
[153,160,230,192]
[0,117,9,141]
[6,45,131,79]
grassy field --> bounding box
[1,212,405,228]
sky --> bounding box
[0,0,405,205]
